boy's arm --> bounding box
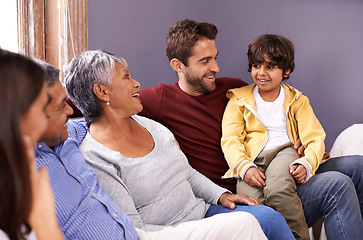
[221,96,257,179]
[290,95,327,182]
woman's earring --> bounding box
[106,100,110,106]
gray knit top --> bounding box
[79,115,228,231]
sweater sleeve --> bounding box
[186,162,230,205]
[221,95,257,179]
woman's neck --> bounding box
[90,114,134,140]
[88,115,154,158]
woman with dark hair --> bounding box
[0,49,64,240]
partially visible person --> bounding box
[221,34,329,239]
[330,124,363,157]
[139,19,363,239]
[36,60,268,240]
[0,49,64,240]
[64,49,294,240]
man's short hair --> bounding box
[34,60,60,87]
[166,19,218,66]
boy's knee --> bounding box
[264,181,299,206]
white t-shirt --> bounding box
[253,85,290,152]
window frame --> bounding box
[17,0,88,80]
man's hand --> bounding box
[290,164,307,183]
[218,192,259,209]
[294,138,305,157]
[244,167,266,188]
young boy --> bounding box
[221,34,329,240]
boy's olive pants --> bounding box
[237,143,310,240]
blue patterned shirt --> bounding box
[35,119,138,240]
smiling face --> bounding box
[251,58,290,102]
[106,62,142,116]
[179,38,220,96]
[20,82,49,144]
[40,81,74,147]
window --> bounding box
[0,1,18,52]
[17,0,88,80]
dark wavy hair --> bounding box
[0,49,45,240]
[166,19,218,66]
[247,34,295,80]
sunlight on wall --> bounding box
[0,1,18,53]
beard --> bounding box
[184,71,216,95]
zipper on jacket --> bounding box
[243,103,268,162]
[285,105,295,144]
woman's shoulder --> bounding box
[133,115,169,131]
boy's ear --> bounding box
[283,69,291,78]
[170,58,185,73]
[93,83,109,102]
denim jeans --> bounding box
[297,155,363,240]
[316,155,363,216]
[205,204,295,240]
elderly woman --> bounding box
[64,50,294,240]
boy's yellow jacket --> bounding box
[221,83,330,182]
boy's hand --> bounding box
[244,167,266,188]
[290,164,307,183]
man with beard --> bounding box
[138,19,363,239]
[140,19,243,192]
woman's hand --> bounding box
[218,192,259,209]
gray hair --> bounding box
[33,59,60,87]
[64,50,128,123]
